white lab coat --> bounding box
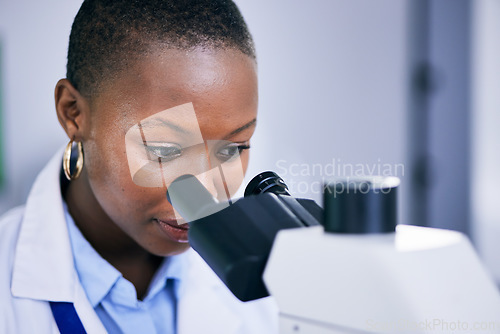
[0,149,279,334]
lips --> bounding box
[155,218,189,243]
[158,218,189,229]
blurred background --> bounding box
[0,0,498,285]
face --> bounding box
[79,48,258,256]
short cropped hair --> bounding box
[67,0,256,97]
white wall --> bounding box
[0,0,410,219]
[234,0,409,212]
[471,0,500,283]
[0,0,82,213]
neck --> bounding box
[64,168,162,299]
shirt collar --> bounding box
[64,203,188,307]
[145,252,187,301]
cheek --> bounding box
[83,132,160,223]
[241,150,250,174]
[86,133,129,191]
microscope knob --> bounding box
[323,177,399,234]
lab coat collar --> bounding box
[177,249,243,334]
[11,147,78,302]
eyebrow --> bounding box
[223,118,257,140]
[139,116,256,139]
[140,118,190,135]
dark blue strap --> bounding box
[50,301,87,334]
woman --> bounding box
[0,0,278,333]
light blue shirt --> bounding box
[65,206,187,334]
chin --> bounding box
[154,243,191,257]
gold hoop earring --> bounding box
[63,140,84,181]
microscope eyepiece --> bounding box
[244,171,291,197]
[166,174,222,222]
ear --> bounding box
[55,79,90,141]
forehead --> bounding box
[90,47,258,135]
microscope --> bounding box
[167,172,500,333]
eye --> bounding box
[145,143,182,162]
[216,143,250,162]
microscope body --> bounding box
[264,224,500,333]
[168,173,500,334]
